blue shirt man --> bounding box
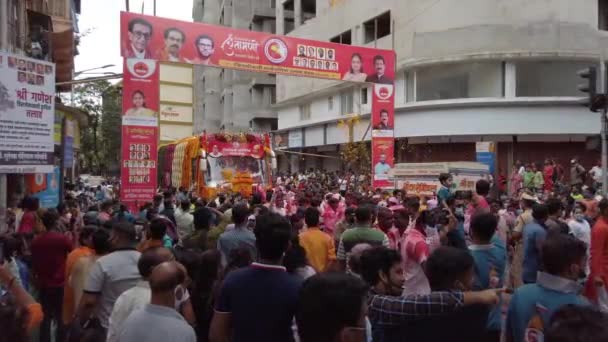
[522,220,547,284]
[375,162,391,177]
[506,272,587,342]
[506,234,589,342]
[469,235,507,332]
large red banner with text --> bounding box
[371,84,395,188]
[120,12,396,192]
[206,133,266,158]
[120,12,395,84]
[120,59,159,210]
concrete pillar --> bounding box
[0,0,7,50]
[276,1,285,35]
[294,0,302,27]
[505,62,516,98]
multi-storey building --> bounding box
[274,0,606,174]
[0,0,82,226]
[192,0,279,134]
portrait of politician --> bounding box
[298,45,306,57]
[342,53,367,82]
[365,55,393,84]
[209,145,222,158]
[374,153,391,176]
[374,109,392,130]
[190,34,215,65]
[124,18,154,59]
[156,27,187,62]
[124,90,156,117]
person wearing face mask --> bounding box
[506,234,589,342]
[107,247,194,342]
[77,222,141,337]
[360,247,503,342]
[117,261,196,342]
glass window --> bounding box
[300,103,311,120]
[340,90,353,115]
[330,30,352,45]
[415,62,503,101]
[516,61,597,97]
[405,71,414,102]
[361,87,368,105]
[363,12,391,44]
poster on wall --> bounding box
[25,166,60,208]
[475,142,495,174]
[120,59,159,210]
[372,136,394,188]
[371,84,395,188]
[120,12,395,83]
[371,84,394,138]
[0,52,55,173]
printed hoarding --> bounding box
[372,136,394,188]
[120,12,395,84]
[0,52,55,173]
[120,59,159,210]
[371,84,395,188]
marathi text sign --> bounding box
[207,133,265,158]
[120,12,395,84]
[0,52,55,173]
[120,59,159,210]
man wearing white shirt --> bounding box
[590,160,603,189]
[107,247,193,342]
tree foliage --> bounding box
[341,141,371,175]
[68,80,121,175]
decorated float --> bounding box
[157,132,276,199]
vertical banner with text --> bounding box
[371,84,395,189]
[0,52,55,173]
[120,59,159,211]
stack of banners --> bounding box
[120,59,159,211]
[371,84,395,189]
[0,52,55,173]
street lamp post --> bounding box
[73,64,115,78]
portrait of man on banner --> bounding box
[191,34,215,65]
[156,27,187,62]
[123,17,154,59]
[366,55,393,84]
[373,109,392,130]
[374,153,391,178]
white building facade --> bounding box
[274,0,608,174]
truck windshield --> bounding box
[206,156,268,187]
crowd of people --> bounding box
[2,165,608,342]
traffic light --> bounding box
[577,66,605,112]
